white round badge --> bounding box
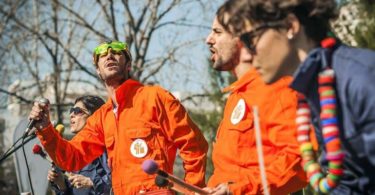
[230,98,246,125]
[130,139,148,158]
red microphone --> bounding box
[142,159,208,195]
[32,144,53,163]
[32,144,70,178]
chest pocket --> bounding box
[227,117,255,148]
[126,127,161,160]
[127,128,153,142]
[218,97,255,145]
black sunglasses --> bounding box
[239,22,286,53]
[70,107,89,115]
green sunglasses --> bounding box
[93,41,128,57]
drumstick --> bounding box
[253,106,270,195]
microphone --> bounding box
[32,144,70,178]
[24,98,50,137]
[55,124,65,136]
[32,144,53,163]
[142,159,208,195]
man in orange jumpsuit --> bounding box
[29,41,208,194]
[202,13,308,194]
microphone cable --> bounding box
[0,136,24,160]
[0,132,36,164]
[22,135,35,195]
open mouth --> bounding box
[209,47,216,54]
[105,61,118,68]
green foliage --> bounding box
[188,63,234,181]
[354,0,375,50]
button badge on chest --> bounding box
[231,98,246,125]
[130,139,148,158]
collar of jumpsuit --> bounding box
[222,67,259,93]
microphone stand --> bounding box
[0,133,36,164]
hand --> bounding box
[68,173,94,189]
[28,100,51,130]
[202,187,216,194]
[203,183,232,195]
[47,169,66,190]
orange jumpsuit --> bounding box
[207,68,307,194]
[37,79,208,194]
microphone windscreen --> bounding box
[38,97,50,105]
[55,124,65,135]
[155,175,169,187]
[142,159,159,174]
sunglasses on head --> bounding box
[93,41,127,57]
[70,107,89,115]
[239,22,286,53]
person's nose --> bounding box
[206,32,215,46]
[105,48,116,60]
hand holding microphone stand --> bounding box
[0,98,50,164]
[0,98,50,195]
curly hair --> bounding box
[75,95,105,115]
[218,0,338,43]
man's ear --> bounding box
[238,41,253,63]
[92,55,97,67]
[96,68,103,80]
[240,47,253,63]
[285,13,301,40]
[96,68,100,76]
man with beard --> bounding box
[29,41,208,194]
[202,13,308,194]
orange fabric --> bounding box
[207,68,308,194]
[37,79,208,194]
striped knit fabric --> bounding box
[296,38,345,194]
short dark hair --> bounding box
[75,95,105,115]
[218,0,338,43]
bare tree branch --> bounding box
[180,93,209,103]
[109,0,119,40]
[54,0,110,40]
[0,88,33,104]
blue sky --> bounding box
[141,0,225,93]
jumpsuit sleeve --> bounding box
[156,89,208,187]
[36,111,106,171]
